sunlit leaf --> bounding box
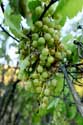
[47,98,59,110]
[4,11,24,38]
[54,0,83,25]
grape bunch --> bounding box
[18,1,70,108]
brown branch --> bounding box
[60,65,83,117]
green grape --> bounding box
[50,48,55,55]
[41,48,49,56]
[58,43,65,51]
[40,102,47,109]
[33,79,39,86]
[36,86,42,93]
[47,5,55,16]
[31,72,38,79]
[48,38,54,46]
[44,33,52,42]
[32,40,37,47]
[44,88,50,96]
[42,71,48,79]
[54,34,59,41]
[42,25,48,32]
[48,28,55,36]
[47,56,54,64]
[38,37,45,46]
[35,21,43,28]
[42,96,48,104]
[55,52,62,60]
[37,65,43,73]
[40,54,47,61]
[35,6,43,16]
[43,17,49,25]
[29,67,33,72]
[32,33,39,40]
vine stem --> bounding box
[39,0,59,20]
[60,65,83,117]
[0,24,20,42]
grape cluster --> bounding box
[18,1,70,108]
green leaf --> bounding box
[28,0,41,12]
[66,105,77,119]
[61,34,73,43]
[28,0,41,23]
[9,0,19,14]
[54,0,83,25]
[0,0,1,4]
[4,6,25,38]
[47,98,59,110]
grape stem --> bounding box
[39,0,59,20]
[0,24,20,42]
[60,65,83,117]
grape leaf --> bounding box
[0,0,1,4]
[47,98,59,110]
[9,0,19,14]
[4,6,25,38]
[54,0,83,25]
[28,0,41,23]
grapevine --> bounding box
[18,0,71,110]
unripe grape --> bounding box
[58,43,64,51]
[41,48,49,56]
[55,52,62,60]
[40,60,46,66]
[47,56,54,64]
[35,21,43,28]
[40,54,47,61]
[50,49,55,55]
[47,5,55,16]
[47,21,55,28]
[48,28,55,36]
[37,65,43,73]
[29,67,33,72]
[44,33,51,41]
[42,96,48,104]
[33,79,39,86]
[42,25,48,32]
[55,25,61,30]
[54,34,59,41]
[36,86,42,93]
[31,72,38,79]
[35,6,43,16]
[32,33,39,40]
[32,40,37,47]
[40,102,47,109]
[43,17,49,25]
[48,38,54,46]
[44,88,50,96]
[42,71,48,79]
[38,37,45,46]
